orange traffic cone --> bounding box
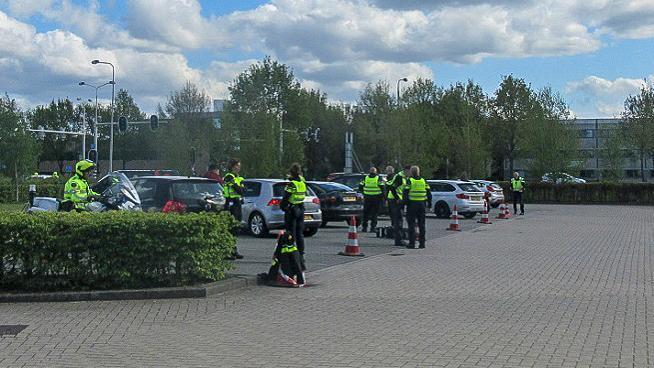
[478,202,492,224]
[339,216,365,257]
[447,205,462,231]
[496,201,509,219]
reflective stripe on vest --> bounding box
[223,173,244,199]
[288,177,306,205]
[363,175,382,196]
[407,178,428,201]
[511,178,524,191]
[280,244,298,254]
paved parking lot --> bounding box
[1,204,653,367]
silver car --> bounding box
[241,179,323,238]
[427,180,485,219]
[470,180,505,208]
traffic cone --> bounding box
[496,201,509,219]
[447,205,462,231]
[478,202,492,224]
[338,216,365,257]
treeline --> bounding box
[2,57,654,183]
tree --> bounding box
[0,94,39,199]
[352,82,394,169]
[599,126,626,181]
[622,84,654,182]
[112,89,156,168]
[490,75,536,178]
[29,99,81,173]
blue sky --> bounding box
[1,0,653,117]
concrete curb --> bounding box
[0,275,259,304]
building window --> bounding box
[579,129,594,138]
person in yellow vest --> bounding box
[281,163,308,264]
[358,166,384,233]
[385,165,409,247]
[402,165,432,249]
[62,160,100,211]
[511,171,526,215]
[223,158,245,259]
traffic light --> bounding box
[150,114,159,130]
[88,149,97,162]
[118,116,128,133]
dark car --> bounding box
[131,176,225,213]
[328,173,386,191]
[307,181,363,227]
[117,169,180,179]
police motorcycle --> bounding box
[26,172,141,213]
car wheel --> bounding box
[304,227,319,237]
[248,212,269,238]
[434,202,450,219]
[463,212,477,219]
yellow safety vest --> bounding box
[287,176,306,205]
[407,177,428,202]
[223,172,244,199]
[387,172,406,200]
[362,175,382,196]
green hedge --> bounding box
[0,211,237,292]
[0,176,64,203]
[497,181,654,204]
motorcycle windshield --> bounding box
[95,172,142,209]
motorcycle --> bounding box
[27,172,141,213]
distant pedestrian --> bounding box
[359,166,384,233]
[511,171,526,215]
[223,158,245,259]
[204,163,223,184]
[403,165,432,249]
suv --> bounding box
[470,180,505,208]
[131,176,225,213]
[428,180,485,219]
[241,179,322,238]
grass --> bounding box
[0,203,25,212]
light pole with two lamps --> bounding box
[78,80,114,168]
[91,59,115,173]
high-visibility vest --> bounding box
[287,176,307,205]
[362,175,382,196]
[407,177,428,202]
[511,177,525,191]
[387,172,406,200]
[223,172,244,199]
[63,174,97,210]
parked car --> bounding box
[541,172,587,184]
[241,179,322,238]
[306,181,363,227]
[470,180,505,208]
[327,172,388,191]
[427,180,485,219]
[117,169,180,179]
[131,176,225,213]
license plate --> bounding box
[472,196,481,201]
[343,196,356,202]
[304,215,312,221]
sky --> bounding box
[0,0,653,118]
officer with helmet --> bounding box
[62,159,99,211]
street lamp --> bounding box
[79,80,114,170]
[397,77,408,106]
[91,59,116,173]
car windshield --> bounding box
[172,181,223,201]
[458,183,482,192]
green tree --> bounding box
[29,99,81,173]
[112,89,155,169]
[622,84,654,182]
[599,126,626,181]
[352,82,394,169]
[0,94,40,200]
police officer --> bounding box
[223,158,244,259]
[385,165,409,247]
[359,166,384,233]
[511,171,526,215]
[281,163,307,258]
[62,159,99,211]
[403,165,432,249]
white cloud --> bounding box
[566,75,652,117]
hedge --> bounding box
[0,176,64,203]
[497,182,654,204]
[0,211,237,292]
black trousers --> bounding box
[362,196,382,229]
[226,199,242,253]
[285,204,305,254]
[512,191,524,214]
[406,201,426,247]
[388,200,404,246]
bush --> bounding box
[0,211,237,291]
[0,176,64,203]
[497,181,654,204]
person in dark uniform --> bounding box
[281,163,307,260]
[403,165,432,249]
[359,166,384,233]
[511,171,526,215]
[385,165,409,246]
[223,158,244,259]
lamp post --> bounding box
[75,97,91,159]
[396,77,408,106]
[91,59,115,173]
[79,80,114,169]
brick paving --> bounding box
[0,204,652,367]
